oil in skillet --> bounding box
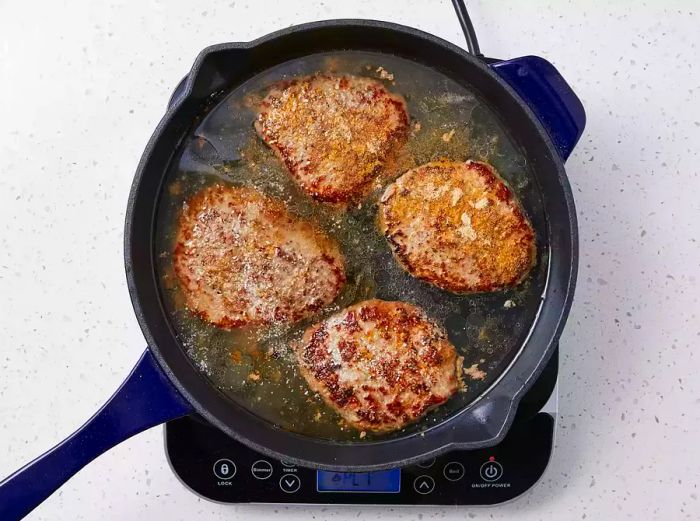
[154,51,548,442]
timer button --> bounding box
[413,475,435,495]
[479,458,503,482]
[417,457,436,469]
[443,461,465,481]
[213,459,237,480]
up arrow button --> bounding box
[413,475,436,494]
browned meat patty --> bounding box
[255,74,409,203]
[173,184,346,329]
[379,160,536,293]
[294,299,462,432]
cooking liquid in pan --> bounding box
[155,51,549,441]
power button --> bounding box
[479,457,503,482]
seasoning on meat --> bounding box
[255,74,409,203]
[379,160,536,293]
[294,299,462,432]
[174,184,346,329]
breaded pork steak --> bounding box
[295,299,462,432]
[255,75,409,203]
[379,160,536,293]
[173,184,345,329]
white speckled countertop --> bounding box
[1,1,699,519]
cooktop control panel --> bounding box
[164,412,554,505]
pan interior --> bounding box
[154,51,548,442]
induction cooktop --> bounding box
[163,348,558,506]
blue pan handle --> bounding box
[0,350,193,521]
[490,56,586,160]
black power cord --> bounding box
[451,0,483,57]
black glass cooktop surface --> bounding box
[164,349,558,505]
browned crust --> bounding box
[173,184,346,329]
[255,74,409,203]
[379,160,536,293]
[295,299,462,432]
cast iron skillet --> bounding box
[0,15,585,521]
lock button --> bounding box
[213,459,237,480]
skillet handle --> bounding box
[0,350,193,521]
[490,56,586,160]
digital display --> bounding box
[316,469,401,493]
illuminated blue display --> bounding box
[316,469,401,493]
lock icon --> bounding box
[213,459,237,480]
[479,458,503,482]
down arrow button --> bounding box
[279,474,301,493]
